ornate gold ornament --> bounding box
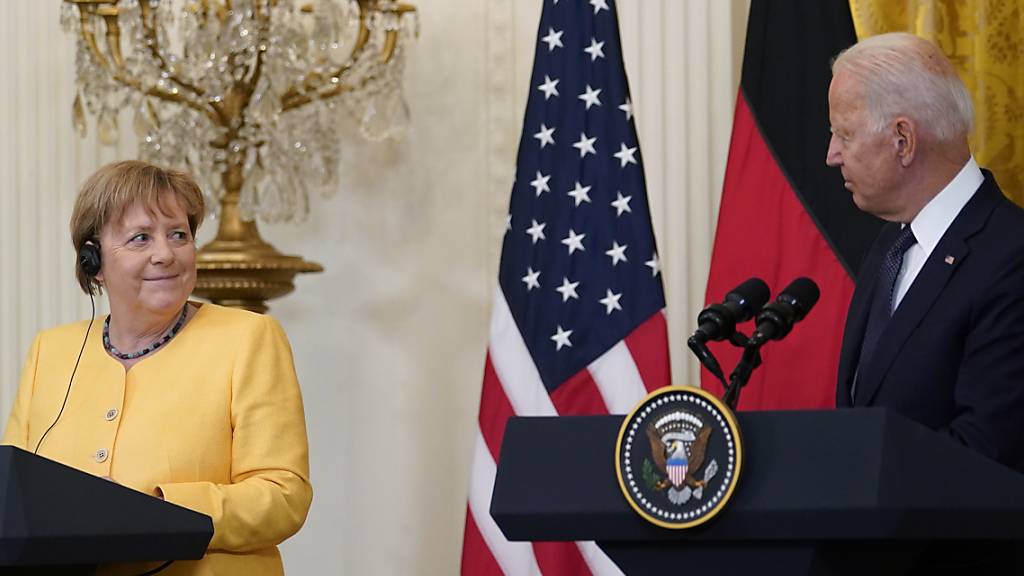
[62,0,419,312]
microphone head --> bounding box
[724,277,770,322]
[776,277,820,321]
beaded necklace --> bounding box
[103,304,189,360]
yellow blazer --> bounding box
[2,302,312,575]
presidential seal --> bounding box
[615,386,742,529]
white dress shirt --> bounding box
[893,157,984,312]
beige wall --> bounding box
[0,1,747,574]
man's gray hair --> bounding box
[832,32,973,142]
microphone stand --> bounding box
[722,332,763,410]
[687,331,764,409]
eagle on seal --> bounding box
[646,422,713,505]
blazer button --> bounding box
[95,448,108,463]
[105,408,118,421]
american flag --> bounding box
[460,0,671,574]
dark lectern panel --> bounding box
[0,446,212,567]
[491,409,1024,542]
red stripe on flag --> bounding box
[479,353,517,460]
[625,311,672,391]
[549,368,608,416]
[532,541,591,576]
[460,507,505,576]
[703,93,854,410]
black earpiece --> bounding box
[79,240,101,278]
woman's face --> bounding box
[96,194,196,318]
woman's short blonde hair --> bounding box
[70,160,206,295]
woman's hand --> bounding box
[102,475,164,500]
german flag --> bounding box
[702,0,884,409]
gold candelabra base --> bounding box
[192,172,323,314]
[195,240,322,314]
[193,225,322,314]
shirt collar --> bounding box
[908,156,983,256]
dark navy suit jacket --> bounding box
[836,172,1024,470]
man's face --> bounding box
[826,71,904,221]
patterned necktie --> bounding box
[852,226,917,402]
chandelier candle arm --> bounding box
[136,0,209,99]
[77,7,113,68]
[277,2,419,113]
[73,2,218,120]
[100,9,124,67]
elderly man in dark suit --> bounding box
[828,32,1024,472]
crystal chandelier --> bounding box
[62,0,419,312]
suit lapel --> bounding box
[854,176,1000,406]
[854,239,967,405]
[836,225,896,407]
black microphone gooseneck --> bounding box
[688,278,770,389]
[722,278,821,409]
[34,293,95,455]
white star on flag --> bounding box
[534,124,556,148]
[567,181,593,207]
[645,253,661,277]
[561,228,586,254]
[605,241,628,266]
[550,325,573,350]
[611,192,633,216]
[584,38,606,61]
[619,98,633,121]
[578,85,602,110]
[573,132,597,158]
[599,289,623,314]
[505,214,512,232]
[537,75,560,100]
[541,28,564,51]
[526,219,546,244]
[589,0,610,15]
[530,171,551,196]
[522,267,541,291]
[555,277,581,302]
[614,143,638,167]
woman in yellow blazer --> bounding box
[2,160,312,575]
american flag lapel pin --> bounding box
[944,255,955,265]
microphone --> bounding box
[750,277,820,345]
[691,277,771,344]
[689,278,769,388]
